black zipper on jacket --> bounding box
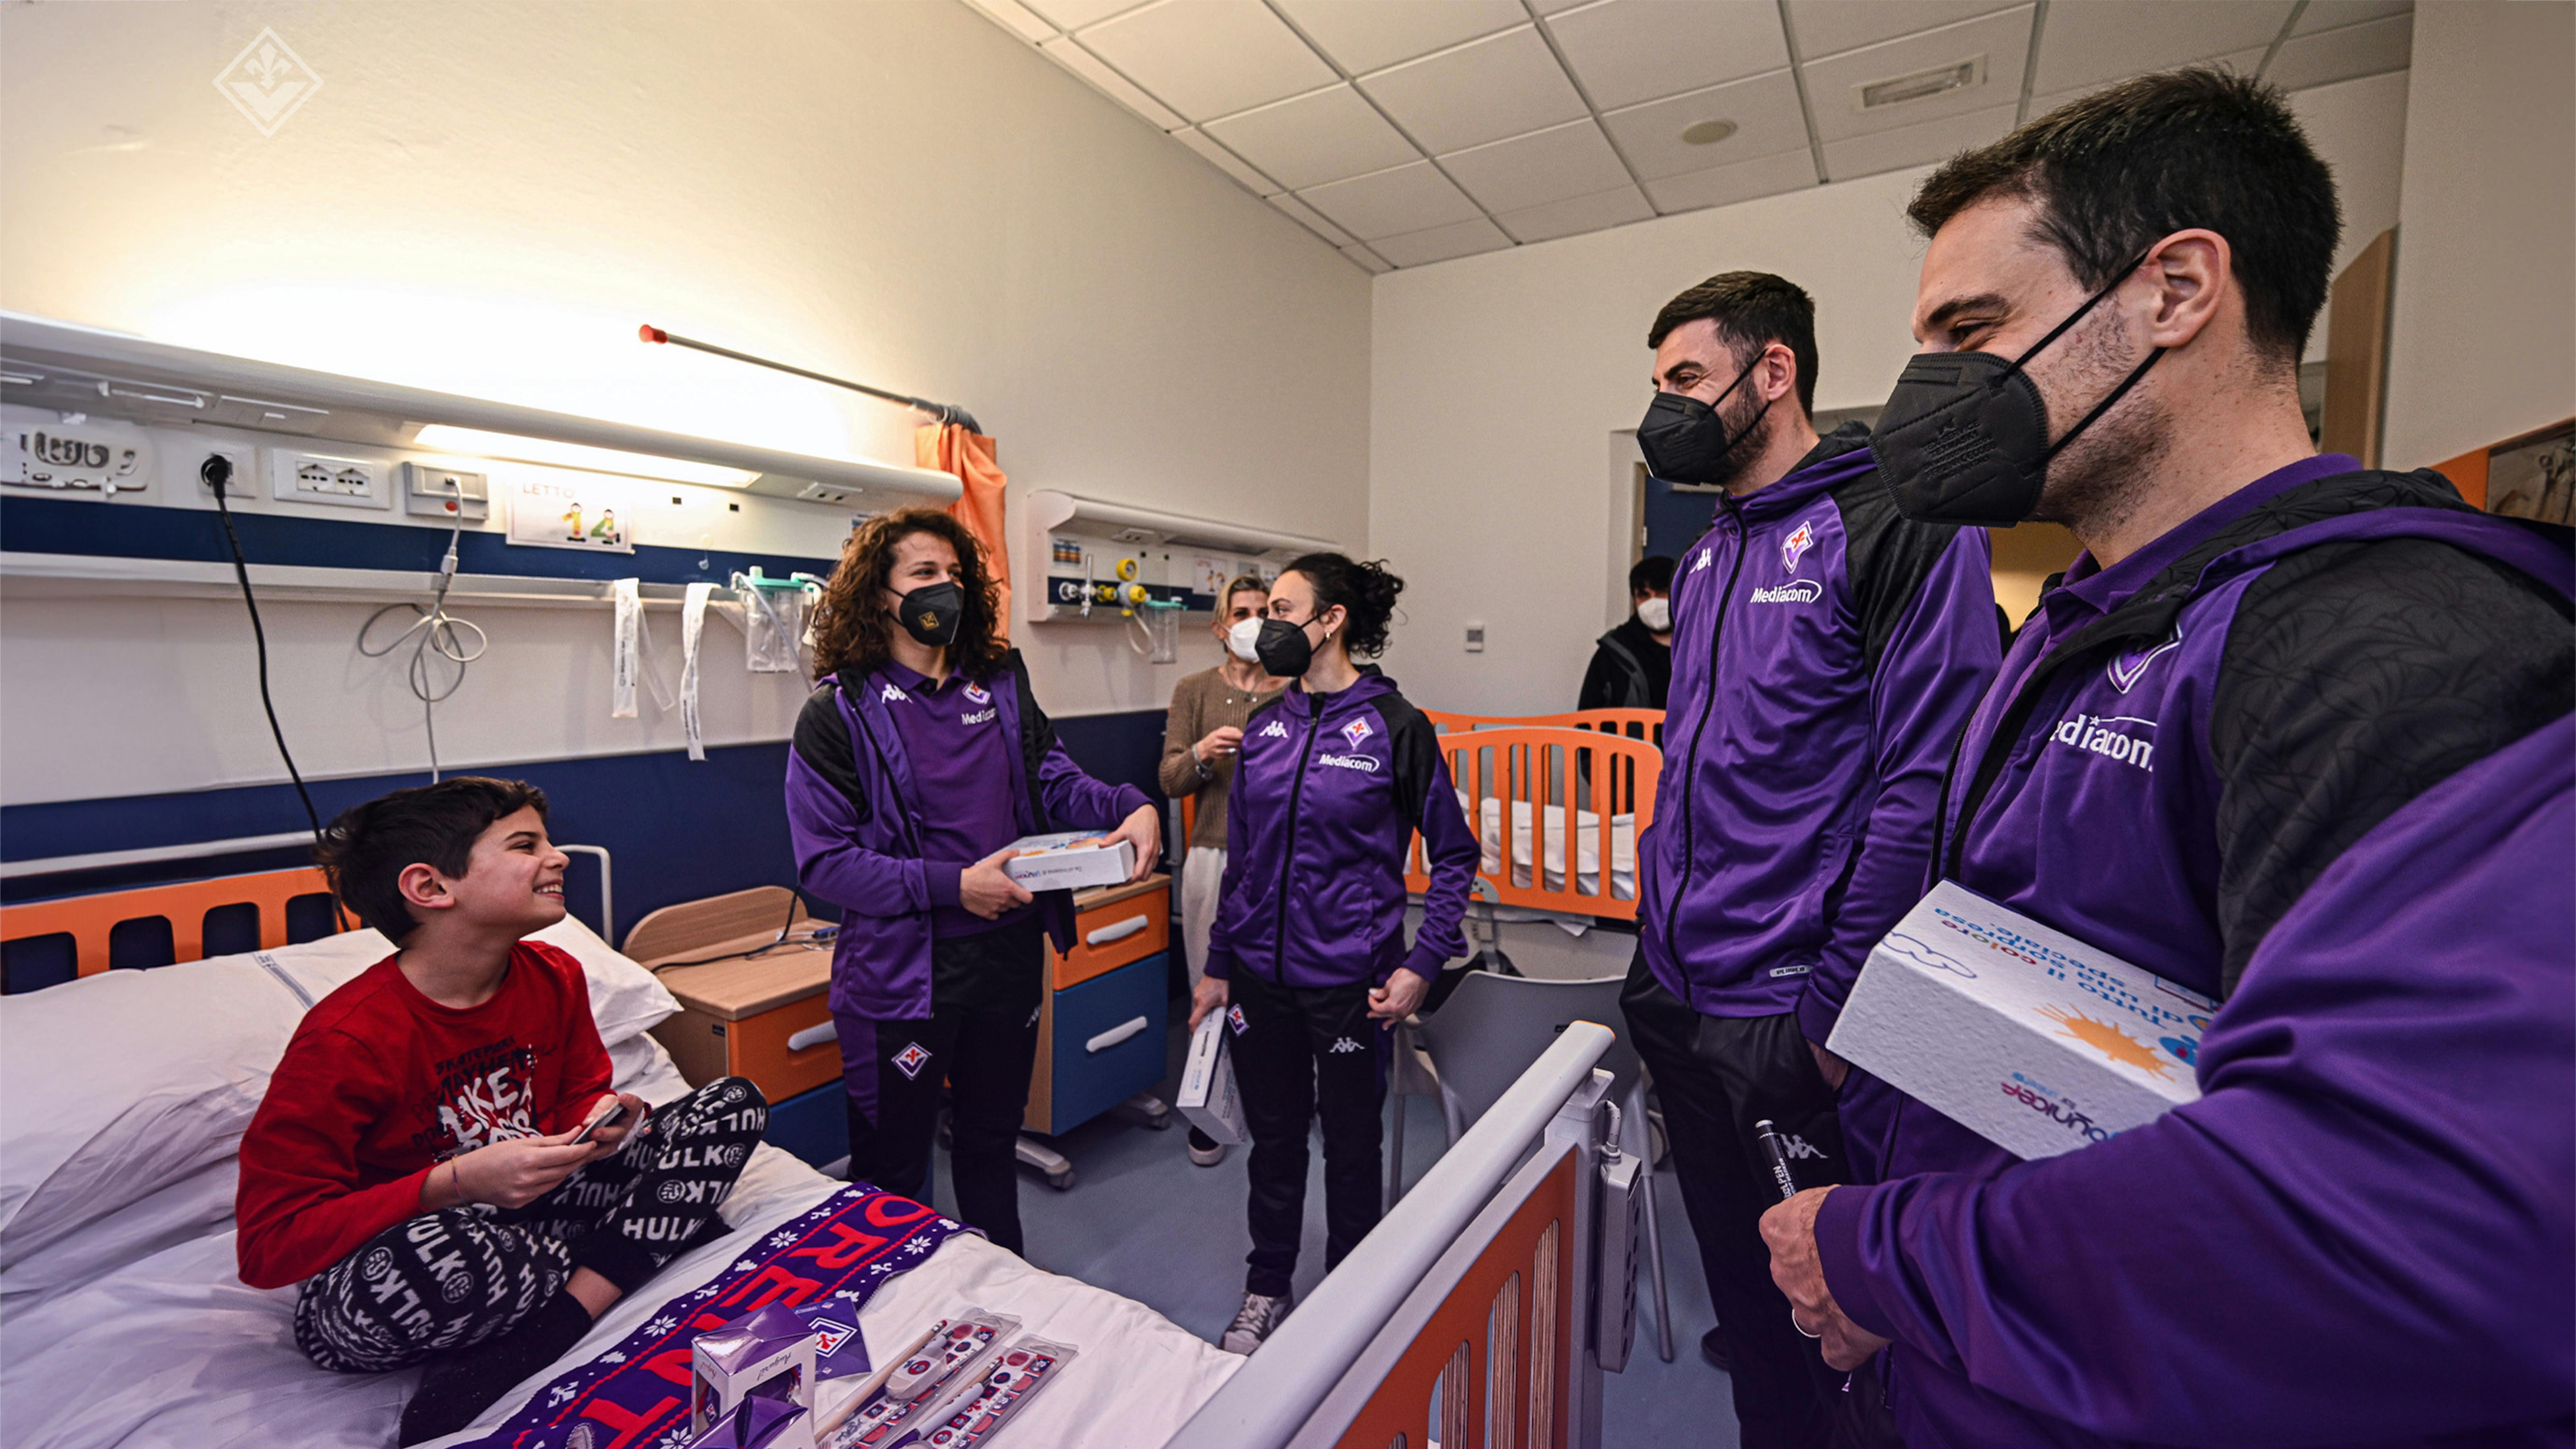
[1269,697,1323,982]
[1663,496,1750,951]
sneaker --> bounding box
[1187,1127,1226,1166]
[1220,1291,1291,1354]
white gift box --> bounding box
[1827,881,2213,1161]
[1176,1012,1247,1145]
[999,832,1135,891]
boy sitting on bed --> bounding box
[236,777,770,1445]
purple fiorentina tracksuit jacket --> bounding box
[1203,668,1480,990]
[1640,424,2003,1043]
[783,651,1150,1020]
[1814,458,2576,1447]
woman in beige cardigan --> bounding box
[1158,575,1286,1165]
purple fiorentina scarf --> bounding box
[460,1185,972,1449]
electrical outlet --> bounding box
[798,480,863,507]
[402,461,490,520]
[1464,622,1486,653]
[189,443,255,499]
[269,448,390,508]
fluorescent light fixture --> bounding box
[411,424,760,487]
[1857,57,1985,111]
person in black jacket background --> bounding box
[1579,554,1676,710]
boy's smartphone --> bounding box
[568,1099,631,1146]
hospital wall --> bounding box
[1365,71,2412,716]
[0,1,1367,925]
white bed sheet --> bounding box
[2,1040,1237,1449]
[1467,796,1638,900]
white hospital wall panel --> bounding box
[0,0,1371,807]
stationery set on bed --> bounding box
[453,1184,1070,1449]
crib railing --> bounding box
[1423,708,1663,749]
[1407,727,1661,922]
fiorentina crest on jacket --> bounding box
[1340,717,1374,749]
[1781,520,1816,572]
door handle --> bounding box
[1085,915,1149,947]
[1085,1015,1149,1054]
[787,1021,839,1052]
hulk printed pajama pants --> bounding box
[293,1076,769,1374]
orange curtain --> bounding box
[917,423,1011,639]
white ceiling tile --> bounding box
[2293,0,2410,37]
[1273,0,1527,76]
[1075,0,1338,122]
[1529,0,1589,12]
[1602,68,1811,181]
[1170,125,1285,194]
[1298,159,1483,239]
[1369,215,1515,267]
[1024,0,1152,30]
[1803,6,2032,141]
[1357,25,1588,155]
[1268,190,1358,247]
[1788,0,2020,62]
[2267,12,2411,92]
[1039,36,1190,128]
[1439,119,1631,214]
[1204,84,1422,190]
[2023,40,2268,121]
[959,0,1063,44]
[1822,101,2015,181]
[1642,147,1819,213]
[1495,183,1656,243]
[1544,0,1790,111]
[1341,242,1395,273]
[2031,1,2294,97]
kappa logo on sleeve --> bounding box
[1227,1004,1249,1035]
[1258,720,1290,740]
[1781,519,1815,571]
[892,1042,932,1079]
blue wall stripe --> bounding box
[0,496,840,586]
[0,709,1171,949]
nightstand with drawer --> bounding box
[631,887,847,1169]
[1024,874,1174,1137]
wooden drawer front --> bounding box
[1042,952,1169,1134]
[722,993,842,1105]
[1052,887,1170,990]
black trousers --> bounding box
[293,1077,768,1373]
[1230,968,1385,1299]
[836,916,1042,1256]
[1622,948,1853,1449]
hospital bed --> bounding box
[0,857,1632,1449]
[1406,722,1663,921]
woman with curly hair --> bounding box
[785,506,1159,1251]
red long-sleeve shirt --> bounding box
[234,941,613,1290]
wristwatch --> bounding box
[1194,752,1216,782]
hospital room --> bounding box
[1,1,2568,1446]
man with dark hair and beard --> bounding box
[1622,270,2002,1446]
[1759,69,2573,1448]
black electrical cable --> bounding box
[202,455,325,843]
[648,891,836,972]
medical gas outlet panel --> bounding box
[1021,488,1334,624]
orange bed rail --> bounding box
[0,867,345,982]
[1407,726,1661,922]
[1423,708,1664,747]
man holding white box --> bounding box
[1760,69,2573,1449]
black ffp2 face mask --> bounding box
[1253,616,1317,678]
[1871,252,2165,527]
[894,580,964,647]
[1638,355,1774,486]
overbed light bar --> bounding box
[411,425,760,488]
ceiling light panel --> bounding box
[1802,6,2031,141]
[1273,0,1528,76]
[2029,0,2293,97]
[1494,183,1655,244]
[1357,25,1587,155]
[1600,68,1809,181]
[1785,0,2020,62]
[1438,118,1631,215]
[1297,159,1483,240]
[2266,13,2412,92]
[1075,0,1336,123]
[1204,83,1423,191]
[1544,0,1791,112]
[1367,215,1514,267]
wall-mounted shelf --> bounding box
[1021,488,1337,622]
[0,312,961,506]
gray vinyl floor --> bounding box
[915,1019,1744,1447]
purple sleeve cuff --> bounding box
[1813,1182,1899,1343]
[1400,944,1451,986]
[1113,784,1152,823]
[926,863,966,910]
[1795,985,1843,1052]
[1202,946,1235,982]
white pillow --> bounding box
[0,915,679,1280]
